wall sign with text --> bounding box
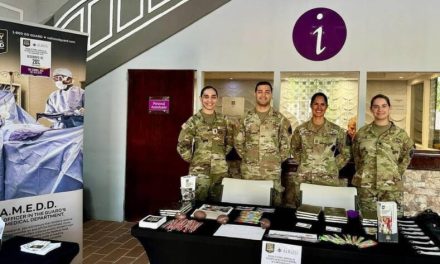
[292,8,347,61]
[149,96,170,114]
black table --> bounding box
[132,205,440,264]
[0,236,79,264]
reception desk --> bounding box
[132,206,440,264]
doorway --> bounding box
[125,69,194,221]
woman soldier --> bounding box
[177,86,234,202]
[353,94,414,216]
[290,92,351,203]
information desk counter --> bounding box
[0,236,79,264]
[131,206,440,264]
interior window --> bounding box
[280,72,359,131]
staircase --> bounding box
[48,0,230,84]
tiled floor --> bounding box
[83,220,149,264]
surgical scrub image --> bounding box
[43,68,85,129]
[0,87,84,201]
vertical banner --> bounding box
[0,19,86,264]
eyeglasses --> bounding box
[52,75,68,81]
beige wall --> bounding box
[404,169,440,216]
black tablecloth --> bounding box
[0,236,79,264]
[132,205,440,264]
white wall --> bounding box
[0,0,68,23]
[84,0,440,220]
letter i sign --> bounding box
[292,8,347,61]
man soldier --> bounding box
[235,81,291,206]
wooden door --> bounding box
[125,69,194,221]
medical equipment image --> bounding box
[0,90,83,201]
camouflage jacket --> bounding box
[352,122,414,191]
[290,118,350,186]
[235,107,291,181]
[177,110,234,177]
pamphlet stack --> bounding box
[323,207,348,224]
[139,215,167,229]
[296,204,322,221]
[160,202,192,217]
[20,240,61,255]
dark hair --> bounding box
[255,81,273,92]
[200,85,218,97]
[370,94,391,108]
[310,92,328,107]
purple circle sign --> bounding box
[292,8,347,61]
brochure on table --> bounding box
[191,204,233,220]
[180,175,196,202]
[139,215,167,229]
[213,224,265,240]
[377,201,398,243]
[20,240,61,255]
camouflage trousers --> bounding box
[357,187,404,216]
[195,173,225,203]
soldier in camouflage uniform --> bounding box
[235,81,291,206]
[290,93,351,205]
[353,94,414,216]
[177,86,234,202]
